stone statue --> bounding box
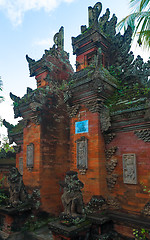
[8,167,29,208]
[53,26,64,50]
[88,2,102,27]
[60,171,84,217]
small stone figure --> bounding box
[8,167,28,208]
[53,26,64,50]
[60,171,84,217]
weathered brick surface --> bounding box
[107,130,150,214]
[70,106,108,203]
[114,224,134,239]
[22,99,70,214]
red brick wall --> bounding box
[70,106,108,203]
[22,99,70,215]
[107,130,150,214]
[40,101,70,214]
[23,122,41,188]
[114,224,134,239]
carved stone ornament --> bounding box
[90,74,104,93]
[84,99,103,113]
[107,196,121,210]
[100,106,111,132]
[79,169,87,175]
[76,136,88,174]
[104,133,116,144]
[105,146,117,161]
[8,167,29,208]
[53,26,64,50]
[19,157,23,175]
[106,174,118,190]
[60,171,84,217]
[88,2,102,27]
[134,129,150,142]
[106,158,118,175]
[85,195,108,214]
[68,104,80,118]
[13,145,21,153]
[123,154,137,184]
[27,143,34,168]
[141,202,150,216]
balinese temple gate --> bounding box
[3,2,150,239]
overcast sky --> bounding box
[0,0,150,140]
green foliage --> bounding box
[118,0,150,48]
[106,65,150,112]
[132,183,150,239]
[0,136,15,153]
[22,214,55,232]
[140,182,150,194]
[0,77,4,103]
[133,228,150,239]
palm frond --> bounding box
[117,13,139,31]
[118,0,150,49]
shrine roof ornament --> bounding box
[53,26,64,50]
[25,26,71,78]
[88,2,102,27]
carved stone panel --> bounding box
[123,154,137,184]
[27,143,34,168]
[19,157,23,175]
[76,137,88,173]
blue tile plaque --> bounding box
[75,120,88,134]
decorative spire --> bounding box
[88,2,102,27]
[3,119,14,131]
[10,92,20,102]
[53,26,64,50]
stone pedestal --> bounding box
[48,219,91,240]
[0,205,31,239]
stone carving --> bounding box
[106,158,118,175]
[107,196,121,210]
[76,137,88,174]
[13,145,21,153]
[112,109,144,122]
[84,99,103,113]
[81,25,87,33]
[26,55,36,77]
[68,104,80,118]
[79,169,87,175]
[19,157,23,175]
[100,106,111,132]
[53,26,64,50]
[104,133,116,144]
[123,154,137,184]
[26,55,35,65]
[8,167,28,208]
[60,171,84,217]
[134,129,150,142]
[10,92,21,118]
[105,146,117,161]
[88,2,102,27]
[98,8,110,29]
[85,195,108,214]
[27,143,34,168]
[90,71,104,93]
[106,174,118,190]
[141,202,150,216]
